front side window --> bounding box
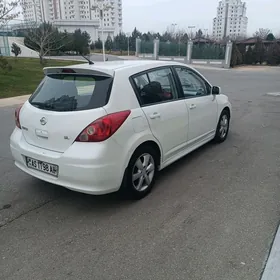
[174,67,210,98]
[133,68,178,106]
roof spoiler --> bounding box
[43,67,113,77]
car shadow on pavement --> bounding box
[33,141,218,210]
[153,141,218,190]
[18,137,231,220]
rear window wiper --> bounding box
[30,102,54,110]
[30,98,77,112]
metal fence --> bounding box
[140,41,154,54]
[192,43,226,60]
[159,42,187,56]
[140,41,187,56]
[0,35,10,56]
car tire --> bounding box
[214,109,230,143]
[120,145,158,200]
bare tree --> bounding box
[175,28,186,56]
[176,28,186,38]
[0,0,20,28]
[24,22,68,64]
[253,28,271,39]
[195,29,203,39]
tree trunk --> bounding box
[39,55,43,65]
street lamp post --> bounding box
[172,23,181,56]
[204,29,209,38]
[188,25,196,40]
[91,0,113,62]
[178,30,181,56]
[171,23,177,38]
[126,32,131,56]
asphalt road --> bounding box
[1,66,280,280]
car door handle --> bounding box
[189,104,197,110]
[149,112,161,119]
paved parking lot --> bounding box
[1,66,280,280]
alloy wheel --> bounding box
[132,153,155,192]
[219,114,229,139]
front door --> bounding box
[132,67,189,162]
[174,67,218,144]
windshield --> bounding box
[29,74,113,112]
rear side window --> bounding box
[132,68,178,106]
[29,74,113,111]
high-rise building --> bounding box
[21,0,123,41]
[212,0,248,40]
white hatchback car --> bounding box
[10,60,231,199]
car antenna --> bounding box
[81,55,94,65]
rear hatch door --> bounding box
[20,67,113,153]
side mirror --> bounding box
[212,86,221,95]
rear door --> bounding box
[20,71,113,153]
[131,67,189,162]
[173,67,218,144]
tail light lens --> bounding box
[75,110,131,142]
[15,105,23,129]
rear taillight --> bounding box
[75,110,131,142]
[15,105,23,129]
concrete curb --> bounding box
[118,56,141,60]
[261,225,280,280]
[192,65,229,71]
[233,66,280,71]
[0,95,30,108]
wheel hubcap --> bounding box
[132,153,155,192]
[219,114,229,138]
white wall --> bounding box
[21,0,123,39]
[53,19,100,41]
[212,0,248,40]
[8,37,39,58]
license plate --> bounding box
[25,156,59,177]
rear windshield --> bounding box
[29,74,113,111]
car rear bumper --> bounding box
[10,128,126,195]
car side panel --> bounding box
[216,94,232,117]
[184,95,218,145]
[141,100,189,163]
[102,71,164,172]
[108,107,163,171]
[105,70,141,112]
[104,66,231,173]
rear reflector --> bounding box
[75,110,131,142]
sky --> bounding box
[11,0,280,36]
[122,0,280,36]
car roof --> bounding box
[47,60,194,76]
[74,60,184,69]
[43,60,198,78]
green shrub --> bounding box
[0,56,12,73]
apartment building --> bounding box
[21,0,123,40]
[212,0,248,40]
